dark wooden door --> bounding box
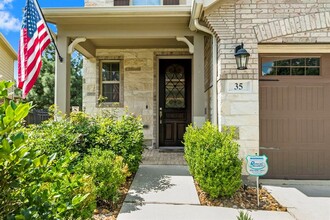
[159,59,191,147]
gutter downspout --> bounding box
[193,19,218,127]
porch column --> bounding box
[55,34,71,115]
[192,34,205,127]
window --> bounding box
[132,0,161,5]
[163,0,179,5]
[261,57,320,76]
[114,0,129,5]
[101,61,121,103]
[165,64,185,108]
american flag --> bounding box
[18,0,51,98]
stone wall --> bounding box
[84,0,191,6]
[84,0,114,7]
[204,0,330,167]
[83,48,189,148]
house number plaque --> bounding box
[226,80,252,93]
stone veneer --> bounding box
[204,0,330,168]
[84,0,191,6]
[83,48,190,148]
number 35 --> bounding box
[234,83,243,90]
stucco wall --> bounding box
[205,0,330,164]
[83,48,190,148]
[0,40,15,82]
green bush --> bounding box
[26,110,144,173]
[76,148,130,202]
[0,81,96,219]
[184,122,242,198]
[94,111,144,173]
[25,119,78,158]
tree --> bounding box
[25,45,83,110]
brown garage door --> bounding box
[260,54,330,179]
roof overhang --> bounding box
[43,6,191,25]
[0,33,17,60]
[43,6,194,57]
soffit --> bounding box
[90,38,187,48]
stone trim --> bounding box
[254,12,330,42]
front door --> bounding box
[159,59,191,147]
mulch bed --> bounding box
[93,175,287,219]
[195,181,287,211]
[93,175,135,220]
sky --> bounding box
[0,0,84,53]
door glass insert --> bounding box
[165,64,185,108]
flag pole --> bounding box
[34,0,64,63]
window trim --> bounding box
[99,60,124,107]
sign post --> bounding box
[246,154,268,207]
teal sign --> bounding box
[246,155,268,176]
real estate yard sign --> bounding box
[246,155,268,207]
[246,155,268,176]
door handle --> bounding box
[159,108,163,124]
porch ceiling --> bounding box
[89,38,188,49]
[43,6,195,57]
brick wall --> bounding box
[205,0,330,80]
[204,36,212,121]
[204,0,330,168]
[204,36,212,91]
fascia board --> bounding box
[0,33,17,60]
[43,6,191,24]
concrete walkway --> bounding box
[117,165,293,220]
[262,180,330,220]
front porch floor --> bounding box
[142,149,187,165]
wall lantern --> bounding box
[234,43,250,70]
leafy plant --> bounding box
[184,122,242,198]
[237,211,254,220]
[26,110,144,173]
[94,111,144,173]
[0,81,96,219]
[25,118,78,158]
[76,148,130,202]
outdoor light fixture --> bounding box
[234,43,250,70]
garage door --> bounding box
[260,54,330,179]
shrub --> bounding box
[26,110,144,173]
[184,122,242,198]
[69,111,100,157]
[25,119,78,157]
[94,111,144,173]
[76,148,130,203]
[0,81,96,219]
